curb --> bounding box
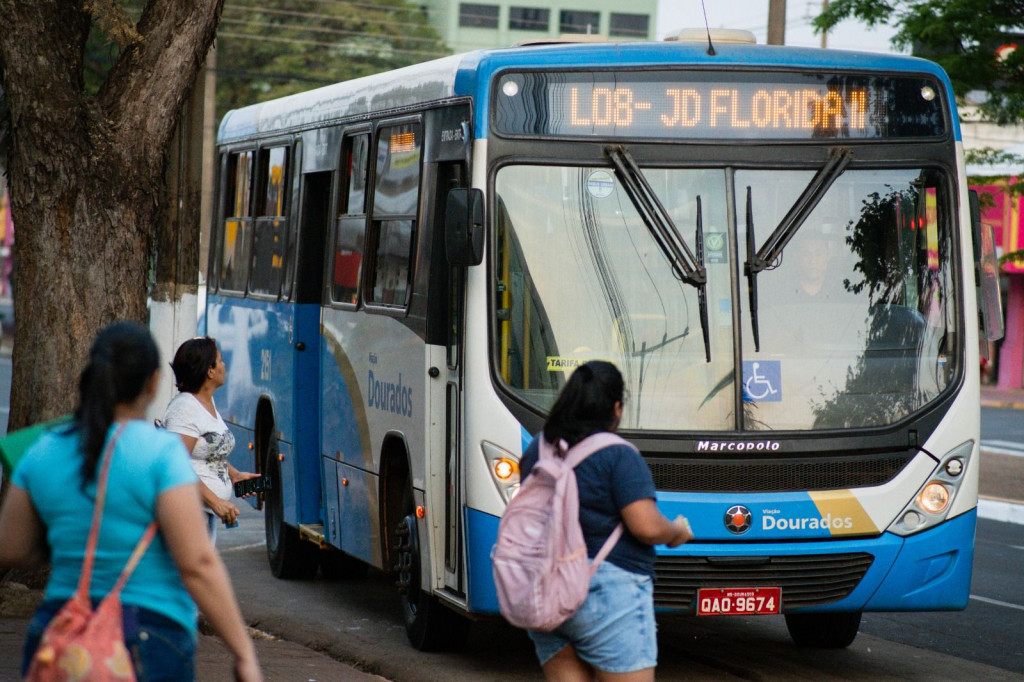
[978,497,1024,525]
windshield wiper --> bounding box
[744,187,761,351]
[695,196,710,362]
[605,145,710,361]
[744,147,852,351]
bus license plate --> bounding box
[696,587,781,616]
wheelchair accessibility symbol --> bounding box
[742,361,782,402]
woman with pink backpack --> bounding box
[518,361,692,681]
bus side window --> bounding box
[219,150,253,293]
[332,133,370,305]
[250,145,289,297]
[369,122,421,308]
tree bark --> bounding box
[0,0,224,429]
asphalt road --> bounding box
[982,406,1024,460]
[979,406,1024,503]
[982,406,1024,445]
[858,517,1024,673]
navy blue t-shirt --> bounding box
[519,435,657,577]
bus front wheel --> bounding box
[394,513,469,651]
[784,611,862,648]
[264,434,318,579]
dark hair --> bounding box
[170,336,219,393]
[74,321,160,483]
[542,361,624,447]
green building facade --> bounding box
[421,0,660,53]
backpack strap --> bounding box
[536,435,558,463]
[562,432,635,469]
[559,432,638,577]
[589,523,624,577]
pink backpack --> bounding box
[491,432,634,632]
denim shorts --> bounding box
[23,599,196,682]
[205,511,219,541]
[529,561,657,673]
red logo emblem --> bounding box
[725,505,752,534]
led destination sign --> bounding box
[493,71,946,141]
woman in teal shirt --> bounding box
[0,321,261,681]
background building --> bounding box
[421,0,658,53]
[0,182,11,298]
[967,142,1024,391]
[959,38,1024,391]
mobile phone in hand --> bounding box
[234,476,269,497]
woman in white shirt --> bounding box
[162,336,259,535]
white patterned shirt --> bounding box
[162,392,237,508]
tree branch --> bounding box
[99,0,224,167]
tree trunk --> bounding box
[8,161,155,426]
[0,0,224,430]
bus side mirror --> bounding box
[445,188,484,266]
[970,189,1004,342]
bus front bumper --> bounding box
[464,507,976,615]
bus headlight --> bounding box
[888,440,973,537]
[481,441,520,503]
[917,482,950,513]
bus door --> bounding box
[291,133,334,528]
[424,105,473,597]
[441,255,466,595]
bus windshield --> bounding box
[493,164,958,432]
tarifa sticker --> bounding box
[547,356,584,372]
[547,356,615,372]
[586,170,615,199]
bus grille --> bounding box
[653,552,874,610]
[648,456,909,492]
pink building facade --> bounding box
[973,179,1024,389]
[0,186,12,297]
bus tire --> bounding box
[784,611,862,648]
[264,433,318,580]
[395,512,469,651]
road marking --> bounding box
[984,439,1024,449]
[969,595,1024,611]
[980,440,1024,457]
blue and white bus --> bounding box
[206,29,1003,650]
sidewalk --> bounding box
[0,613,385,682]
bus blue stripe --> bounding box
[521,424,532,455]
[466,507,500,613]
